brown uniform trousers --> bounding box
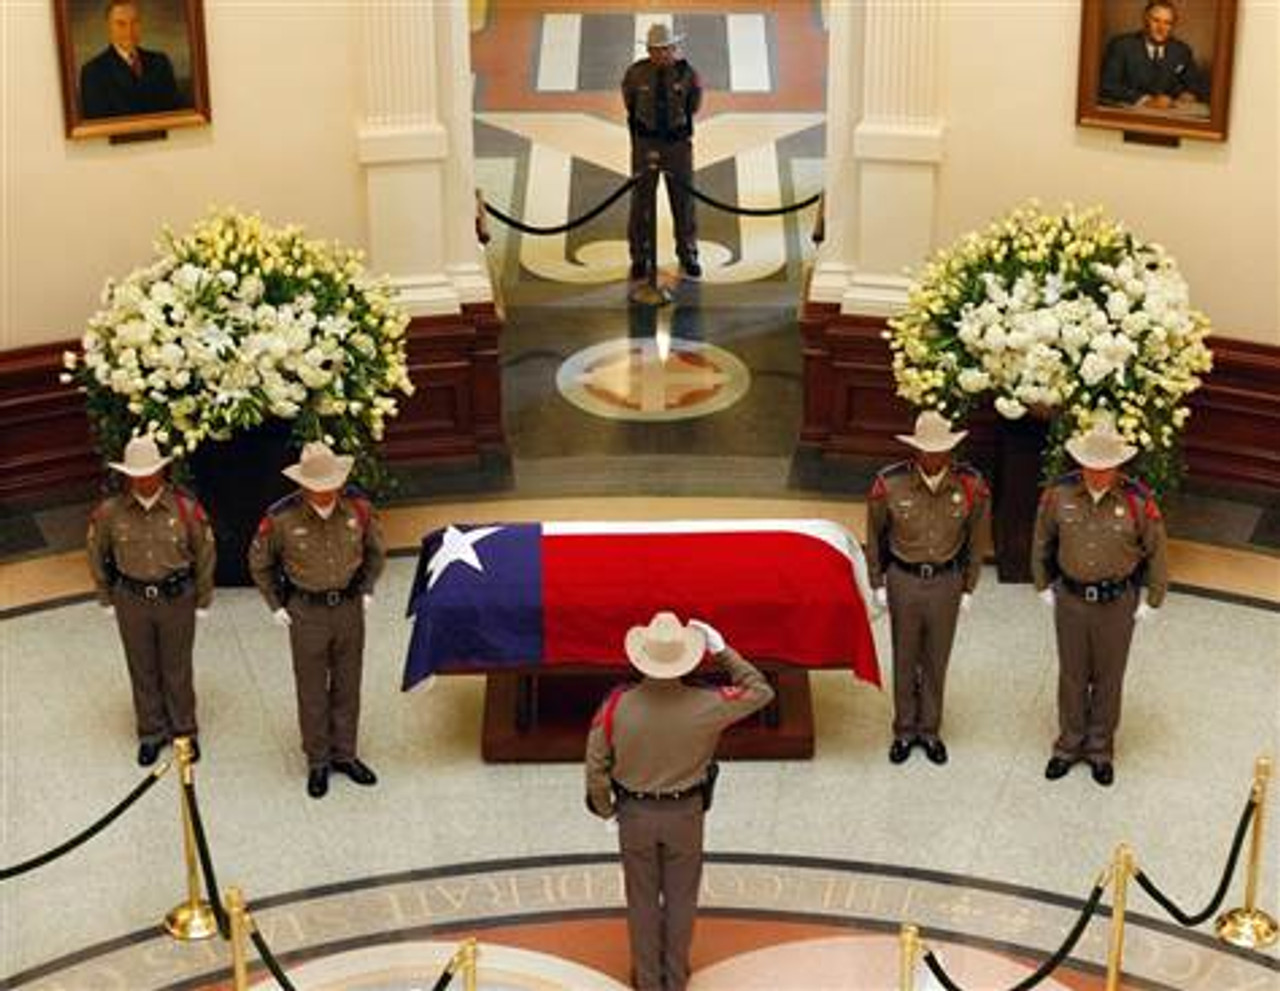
[248,493,386,769]
[622,58,702,269]
[87,488,215,744]
[867,462,989,742]
[1033,473,1168,762]
[585,649,773,991]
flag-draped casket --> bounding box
[402,519,880,690]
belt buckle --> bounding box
[325,590,343,607]
[1085,586,1099,603]
[144,584,160,600]
[920,563,934,579]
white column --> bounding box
[809,0,945,317]
[357,0,492,317]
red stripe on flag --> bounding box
[540,531,879,686]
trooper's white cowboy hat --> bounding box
[282,441,354,492]
[625,611,706,680]
[645,23,682,49]
[1066,419,1137,470]
[108,436,172,477]
[895,410,968,453]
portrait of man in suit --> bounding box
[79,0,180,118]
[1099,0,1210,109]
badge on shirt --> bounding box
[293,527,308,536]
[1114,505,1126,517]
[951,492,962,504]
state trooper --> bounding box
[585,612,773,991]
[86,435,215,766]
[866,411,990,766]
[248,442,386,798]
[622,23,703,281]
[1034,418,1168,787]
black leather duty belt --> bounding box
[891,554,964,580]
[116,569,193,600]
[293,586,358,607]
[1059,573,1136,604]
[613,780,706,802]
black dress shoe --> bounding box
[137,741,163,767]
[307,767,329,799]
[332,758,378,786]
[923,739,949,765]
[888,739,913,765]
[680,259,702,279]
[1090,761,1115,787]
[1044,756,1073,780]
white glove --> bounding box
[1038,587,1056,608]
[362,593,374,610]
[960,593,973,612]
[196,608,210,620]
[688,619,726,654]
[272,608,292,628]
[100,604,116,617]
[1134,602,1156,622]
[873,587,888,611]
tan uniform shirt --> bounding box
[1032,473,1168,607]
[584,648,774,817]
[87,487,216,608]
[248,493,387,610]
[866,462,990,593]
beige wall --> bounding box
[1,0,366,351]
[937,1,1279,344]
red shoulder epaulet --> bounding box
[256,516,274,537]
[173,491,191,528]
[958,474,976,513]
[869,476,887,500]
[1145,498,1162,521]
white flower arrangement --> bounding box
[64,208,414,485]
[886,202,1212,493]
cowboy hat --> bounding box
[895,410,968,453]
[645,23,682,49]
[1065,420,1137,470]
[282,441,354,491]
[108,435,171,477]
[625,611,706,680]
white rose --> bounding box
[994,396,1027,419]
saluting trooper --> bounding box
[248,442,386,799]
[86,435,215,766]
[1033,418,1168,787]
[585,612,774,991]
[866,411,990,766]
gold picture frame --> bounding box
[1076,0,1236,142]
[54,0,211,140]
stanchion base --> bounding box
[1215,907,1279,949]
[628,281,672,306]
[165,900,220,941]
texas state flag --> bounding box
[402,519,880,690]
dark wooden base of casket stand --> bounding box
[481,669,815,762]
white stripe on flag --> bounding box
[537,13,582,92]
[727,13,771,92]
[542,519,873,608]
[634,12,674,59]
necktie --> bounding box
[128,50,142,78]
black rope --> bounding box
[1134,797,1257,927]
[483,173,642,235]
[250,928,301,991]
[923,881,1107,991]
[430,961,459,991]
[1,766,166,881]
[182,778,231,938]
[662,170,821,217]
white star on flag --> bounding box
[425,525,502,589]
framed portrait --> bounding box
[53,0,211,140]
[1076,0,1237,142]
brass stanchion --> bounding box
[1105,844,1133,991]
[1217,755,1279,948]
[898,924,920,991]
[164,736,218,940]
[461,936,479,991]
[226,886,250,991]
[629,152,672,307]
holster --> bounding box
[701,761,719,812]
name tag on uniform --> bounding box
[347,519,359,530]
[293,527,308,536]
[1114,505,1126,517]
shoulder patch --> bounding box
[718,685,747,701]
[256,516,273,537]
[869,476,888,500]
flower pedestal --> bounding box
[189,420,296,586]
[990,412,1050,583]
